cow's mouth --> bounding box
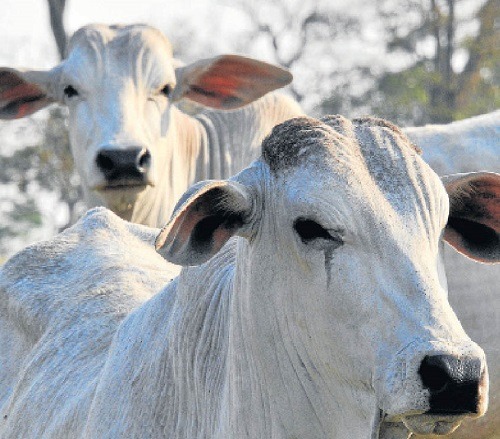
[92,181,153,192]
[402,414,464,435]
[100,183,150,191]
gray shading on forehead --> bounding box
[67,23,173,58]
[352,117,421,154]
[320,114,354,137]
[351,116,430,215]
[261,116,347,172]
[322,114,421,154]
[261,115,420,174]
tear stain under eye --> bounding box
[324,249,335,286]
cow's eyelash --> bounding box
[293,218,343,244]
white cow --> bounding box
[403,113,500,439]
[1,116,498,439]
[403,110,500,176]
[0,23,303,226]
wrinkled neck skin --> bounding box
[128,107,207,227]
[218,239,378,439]
[114,239,378,439]
[91,236,379,438]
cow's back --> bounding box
[404,110,500,176]
[0,208,176,438]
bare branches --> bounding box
[229,0,360,108]
[47,0,68,60]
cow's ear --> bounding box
[443,172,500,263]
[0,68,56,119]
[172,54,292,110]
[155,180,254,266]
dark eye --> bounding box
[294,218,342,245]
[160,84,172,97]
[63,85,79,98]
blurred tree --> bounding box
[0,106,85,255]
[229,0,362,111]
[323,0,499,126]
[34,106,85,230]
[48,0,68,59]
[0,0,82,257]
[455,0,500,118]
[0,170,43,257]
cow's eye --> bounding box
[160,84,172,97]
[294,218,343,246]
[63,85,79,98]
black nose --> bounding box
[95,147,151,184]
[419,354,483,415]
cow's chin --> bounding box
[377,415,464,439]
[94,184,151,215]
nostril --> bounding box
[96,151,115,172]
[137,149,151,171]
[419,356,451,393]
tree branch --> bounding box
[47,0,68,60]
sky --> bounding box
[0,0,255,68]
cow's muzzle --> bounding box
[376,339,489,437]
[418,354,487,415]
[95,147,153,188]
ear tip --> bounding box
[279,69,293,85]
[154,233,176,263]
[216,54,293,85]
[155,227,170,251]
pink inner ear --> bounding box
[468,176,500,232]
[199,56,276,85]
[0,82,44,102]
[175,209,206,244]
[196,74,244,97]
[446,174,500,232]
[188,60,255,102]
[185,56,291,107]
[0,76,49,119]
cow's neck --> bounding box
[97,238,376,438]
[216,241,377,439]
[124,107,211,227]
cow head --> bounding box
[0,24,292,215]
[156,117,496,438]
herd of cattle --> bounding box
[0,24,498,439]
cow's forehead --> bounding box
[262,116,420,173]
[262,116,446,224]
[66,23,173,67]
